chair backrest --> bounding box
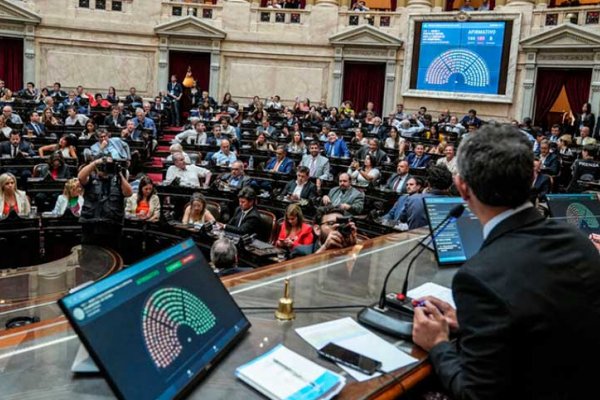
[205,200,221,222]
[257,209,277,244]
[32,163,48,178]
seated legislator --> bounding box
[538,139,560,176]
[173,120,207,145]
[399,165,452,230]
[132,108,157,139]
[219,187,262,236]
[276,203,314,250]
[300,141,330,180]
[210,238,252,277]
[0,172,31,217]
[381,176,423,223]
[207,124,226,147]
[347,154,380,187]
[211,139,237,166]
[530,158,551,204]
[406,143,431,169]
[355,138,390,165]
[395,118,425,138]
[24,111,46,138]
[38,134,78,159]
[385,160,411,194]
[253,132,275,152]
[104,106,126,129]
[64,106,89,127]
[218,160,252,190]
[182,193,215,225]
[0,130,35,158]
[286,131,307,155]
[436,143,458,175]
[166,144,192,165]
[321,172,365,215]
[324,131,350,158]
[291,206,358,257]
[89,129,130,161]
[125,176,160,222]
[265,145,294,174]
[45,151,73,180]
[80,120,97,140]
[412,124,600,400]
[165,152,211,188]
[280,166,317,201]
[52,178,84,216]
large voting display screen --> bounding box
[410,21,512,96]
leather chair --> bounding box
[257,209,277,244]
[205,200,221,222]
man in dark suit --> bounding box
[280,166,317,201]
[221,187,263,236]
[412,125,600,400]
[103,106,127,129]
[167,75,183,126]
[384,160,411,194]
[539,139,560,176]
[218,160,252,190]
[0,131,35,158]
[355,138,390,166]
[405,143,431,169]
[24,111,46,138]
[530,158,551,204]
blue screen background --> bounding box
[416,21,506,95]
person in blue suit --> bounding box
[265,145,294,175]
[323,131,350,158]
[405,143,431,169]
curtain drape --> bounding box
[0,37,23,92]
[168,51,211,113]
[342,62,386,115]
[534,69,568,126]
[564,69,592,114]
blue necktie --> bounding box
[412,157,419,168]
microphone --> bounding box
[358,203,464,339]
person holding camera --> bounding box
[78,156,133,249]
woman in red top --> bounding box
[276,203,313,250]
[0,172,31,217]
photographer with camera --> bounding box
[291,206,358,257]
[78,156,133,249]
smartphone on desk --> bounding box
[318,342,382,375]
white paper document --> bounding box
[407,282,455,309]
[295,317,417,382]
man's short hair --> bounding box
[309,141,320,148]
[427,165,453,191]
[314,205,348,225]
[457,124,533,207]
[210,238,237,270]
[297,165,309,175]
[238,186,256,201]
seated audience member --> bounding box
[253,132,275,152]
[218,160,251,190]
[24,111,46,138]
[60,90,79,112]
[384,127,401,150]
[2,105,23,126]
[0,172,30,217]
[106,86,119,103]
[80,120,97,140]
[460,109,482,128]
[351,0,369,11]
[64,106,89,127]
[276,203,314,250]
[558,134,574,156]
[531,158,551,204]
[120,120,136,141]
[266,95,282,110]
[42,107,61,130]
[256,118,276,137]
[220,117,237,142]
[45,151,73,180]
[292,206,358,256]
[406,143,431,169]
[0,130,35,158]
[125,87,143,108]
[50,82,68,99]
[218,187,262,235]
[37,96,59,114]
[211,139,237,165]
[166,144,192,164]
[369,117,388,140]
[39,134,77,159]
[182,193,215,225]
[548,123,562,143]
[132,108,157,139]
[173,120,207,145]
[356,138,390,165]
[396,118,425,138]
[567,144,600,192]
[438,115,466,138]
[348,154,380,186]
[265,145,294,174]
[207,124,226,147]
[412,125,600,400]
[301,141,330,180]
[104,106,126,129]
[538,139,560,176]
[125,176,160,222]
[436,143,458,175]
[210,238,251,276]
[385,160,412,194]
[0,89,15,105]
[460,0,475,10]
[0,115,11,138]
[576,126,597,146]
[351,128,368,146]
[382,177,424,224]
[89,129,130,160]
[281,166,317,201]
[52,178,84,216]
[286,131,307,154]
[322,172,365,214]
[400,165,453,230]
[324,131,351,158]
[165,152,211,188]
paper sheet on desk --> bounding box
[295,318,417,382]
[408,282,455,309]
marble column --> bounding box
[590,52,600,117]
[406,0,431,10]
[520,52,537,121]
[339,0,351,8]
[157,37,169,94]
[315,0,339,6]
[535,0,548,8]
[23,24,35,87]
[209,41,221,98]
[331,47,343,107]
[382,56,397,116]
[506,0,535,6]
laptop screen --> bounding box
[547,193,600,234]
[59,239,250,400]
[424,197,484,266]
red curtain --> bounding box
[342,62,386,115]
[564,69,592,114]
[534,69,568,126]
[0,37,23,92]
[169,51,211,113]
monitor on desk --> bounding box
[547,193,600,234]
[423,197,484,266]
[59,239,250,400]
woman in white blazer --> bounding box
[52,178,84,216]
[125,176,161,222]
[0,172,30,217]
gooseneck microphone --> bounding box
[359,203,465,339]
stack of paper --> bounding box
[407,282,455,309]
[236,344,345,400]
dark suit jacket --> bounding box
[405,153,431,169]
[385,173,411,194]
[104,114,126,127]
[540,152,560,176]
[355,147,389,166]
[225,206,263,236]
[530,173,551,203]
[281,180,317,200]
[429,207,600,400]
[0,141,35,158]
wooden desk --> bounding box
[0,229,456,399]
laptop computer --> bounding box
[423,197,484,266]
[547,193,600,234]
[59,239,250,400]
